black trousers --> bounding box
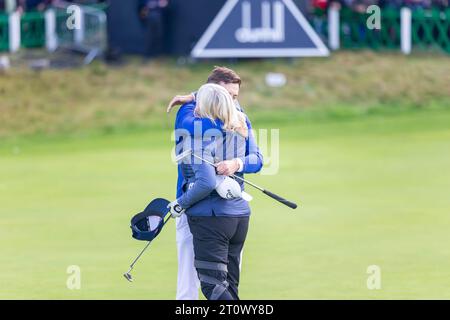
[187,215,249,300]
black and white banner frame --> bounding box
[191,0,330,58]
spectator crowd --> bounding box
[311,0,449,14]
[1,0,448,14]
[0,0,107,13]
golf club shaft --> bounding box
[191,153,297,209]
[229,173,263,191]
[128,214,171,270]
[191,153,258,187]
[129,241,151,270]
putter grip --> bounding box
[263,190,298,209]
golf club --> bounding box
[124,207,171,282]
[123,241,152,282]
[177,149,298,209]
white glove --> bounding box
[168,200,185,218]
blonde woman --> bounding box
[195,83,248,138]
[168,83,254,300]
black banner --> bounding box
[0,300,442,319]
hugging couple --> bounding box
[166,66,263,300]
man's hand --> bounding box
[168,200,185,218]
[216,159,242,176]
[167,94,195,113]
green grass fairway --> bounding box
[1,108,450,299]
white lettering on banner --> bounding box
[235,1,285,43]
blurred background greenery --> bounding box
[1,53,450,299]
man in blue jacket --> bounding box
[167,67,263,300]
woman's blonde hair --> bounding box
[195,83,247,137]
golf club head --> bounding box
[123,272,133,282]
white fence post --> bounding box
[45,9,58,52]
[8,11,21,53]
[328,6,340,50]
[400,7,412,55]
[5,0,17,13]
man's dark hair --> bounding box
[207,66,242,86]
